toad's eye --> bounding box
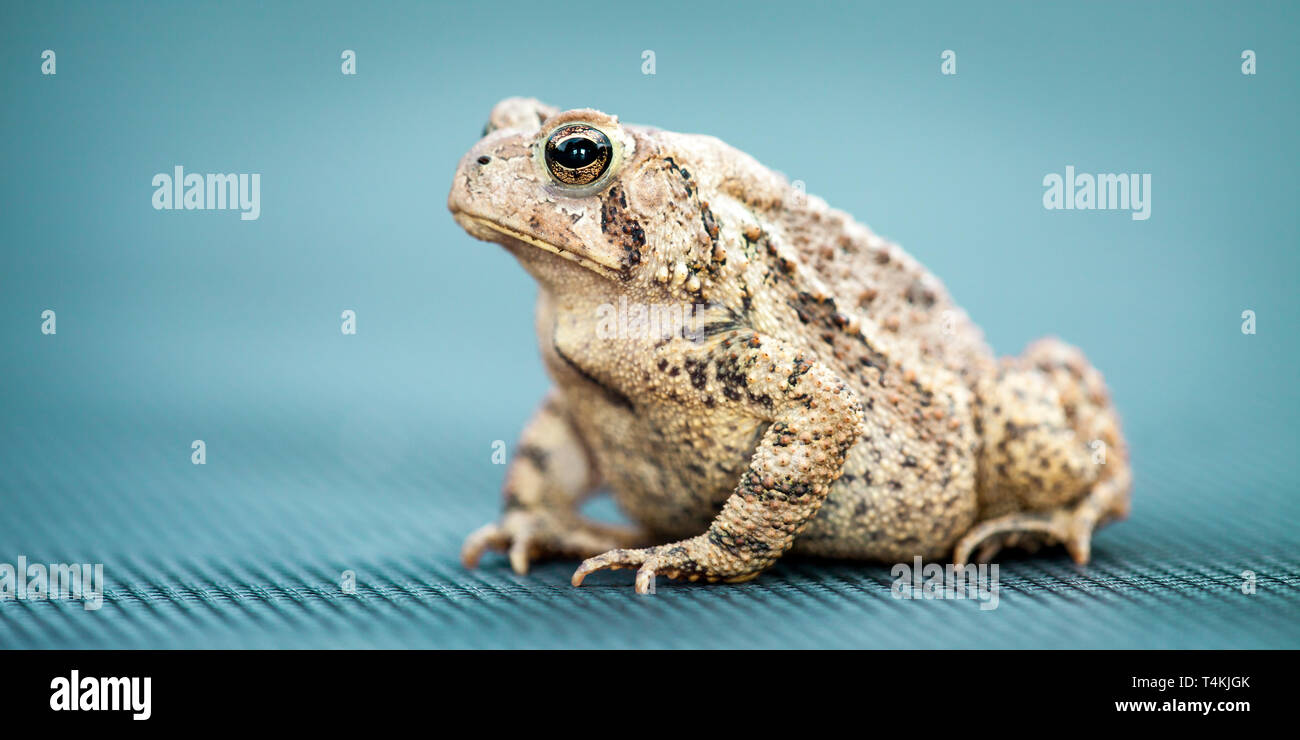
[544,124,612,186]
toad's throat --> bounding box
[465,216,621,280]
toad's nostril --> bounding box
[476,155,491,165]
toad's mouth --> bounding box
[457,215,621,280]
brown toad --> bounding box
[448,97,1131,593]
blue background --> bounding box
[1,0,1296,648]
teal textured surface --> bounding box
[1,392,1296,649]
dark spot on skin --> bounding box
[708,530,770,557]
[910,378,934,407]
[787,356,813,387]
[788,289,891,373]
[788,299,815,325]
[663,157,698,198]
[701,202,720,245]
[684,359,709,390]
[600,184,646,268]
[905,278,936,308]
[714,351,753,403]
[516,444,549,472]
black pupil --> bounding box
[554,133,604,168]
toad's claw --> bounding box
[462,521,514,571]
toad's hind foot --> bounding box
[960,337,1132,567]
[953,470,1131,567]
[461,509,646,575]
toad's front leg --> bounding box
[462,389,646,574]
[572,332,864,593]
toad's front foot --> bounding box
[462,509,645,575]
[571,536,767,594]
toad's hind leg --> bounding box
[955,338,1132,566]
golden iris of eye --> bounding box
[544,125,612,186]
